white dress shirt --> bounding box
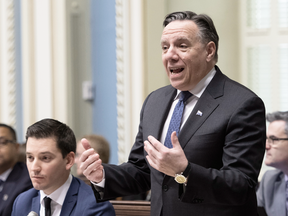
[0,168,12,192]
[160,67,216,144]
[39,174,72,216]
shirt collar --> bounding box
[175,67,216,99]
[0,168,13,181]
[40,174,73,206]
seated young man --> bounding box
[12,118,115,216]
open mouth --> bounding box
[170,68,184,74]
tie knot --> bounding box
[179,91,192,103]
[44,196,51,207]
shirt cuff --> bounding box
[90,169,105,188]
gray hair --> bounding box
[163,11,219,62]
[266,111,288,137]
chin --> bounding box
[264,160,274,167]
[170,82,184,91]
[32,184,42,191]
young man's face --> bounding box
[26,137,74,195]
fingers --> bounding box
[79,146,104,183]
[81,154,104,183]
[144,134,187,177]
[81,138,91,150]
[144,136,161,159]
[171,131,180,148]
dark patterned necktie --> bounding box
[44,196,52,216]
[164,91,192,148]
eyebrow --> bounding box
[26,151,54,155]
[160,36,190,44]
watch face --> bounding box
[175,175,186,184]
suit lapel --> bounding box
[149,87,176,182]
[274,173,286,216]
[31,192,41,214]
[60,177,78,216]
[0,163,20,203]
[179,67,224,148]
[179,92,219,148]
[145,86,177,140]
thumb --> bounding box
[171,131,180,148]
[81,138,92,150]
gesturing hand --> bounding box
[79,138,104,183]
[144,131,188,177]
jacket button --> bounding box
[163,185,169,192]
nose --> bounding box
[30,159,41,173]
[265,139,271,150]
[164,46,179,62]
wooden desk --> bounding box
[110,200,151,216]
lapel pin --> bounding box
[196,110,203,116]
[3,194,8,201]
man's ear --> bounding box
[206,41,216,62]
[65,152,75,170]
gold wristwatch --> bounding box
[175,173,187,184]
[174,162,191,184]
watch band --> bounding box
[174,162,191,184]
[182,161,191,177]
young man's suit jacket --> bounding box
[0,162,33,216]
[93,66,266,216]
[12,176,115,216]
[257,169,286,216]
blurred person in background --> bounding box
[257,111,288,216]
[0,123,32,216]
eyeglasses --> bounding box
[266,136,288,145]
[0,137,15,146]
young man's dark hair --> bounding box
[26,118,76,158]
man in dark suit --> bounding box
[257,111,288,216]
[80,11,266,215]
[11,119,115,216]
[0,123,33,216]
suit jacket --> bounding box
[257,169,286,216]
[12,176,115,216]
[0,162,33,216]
[93,66,266,216]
